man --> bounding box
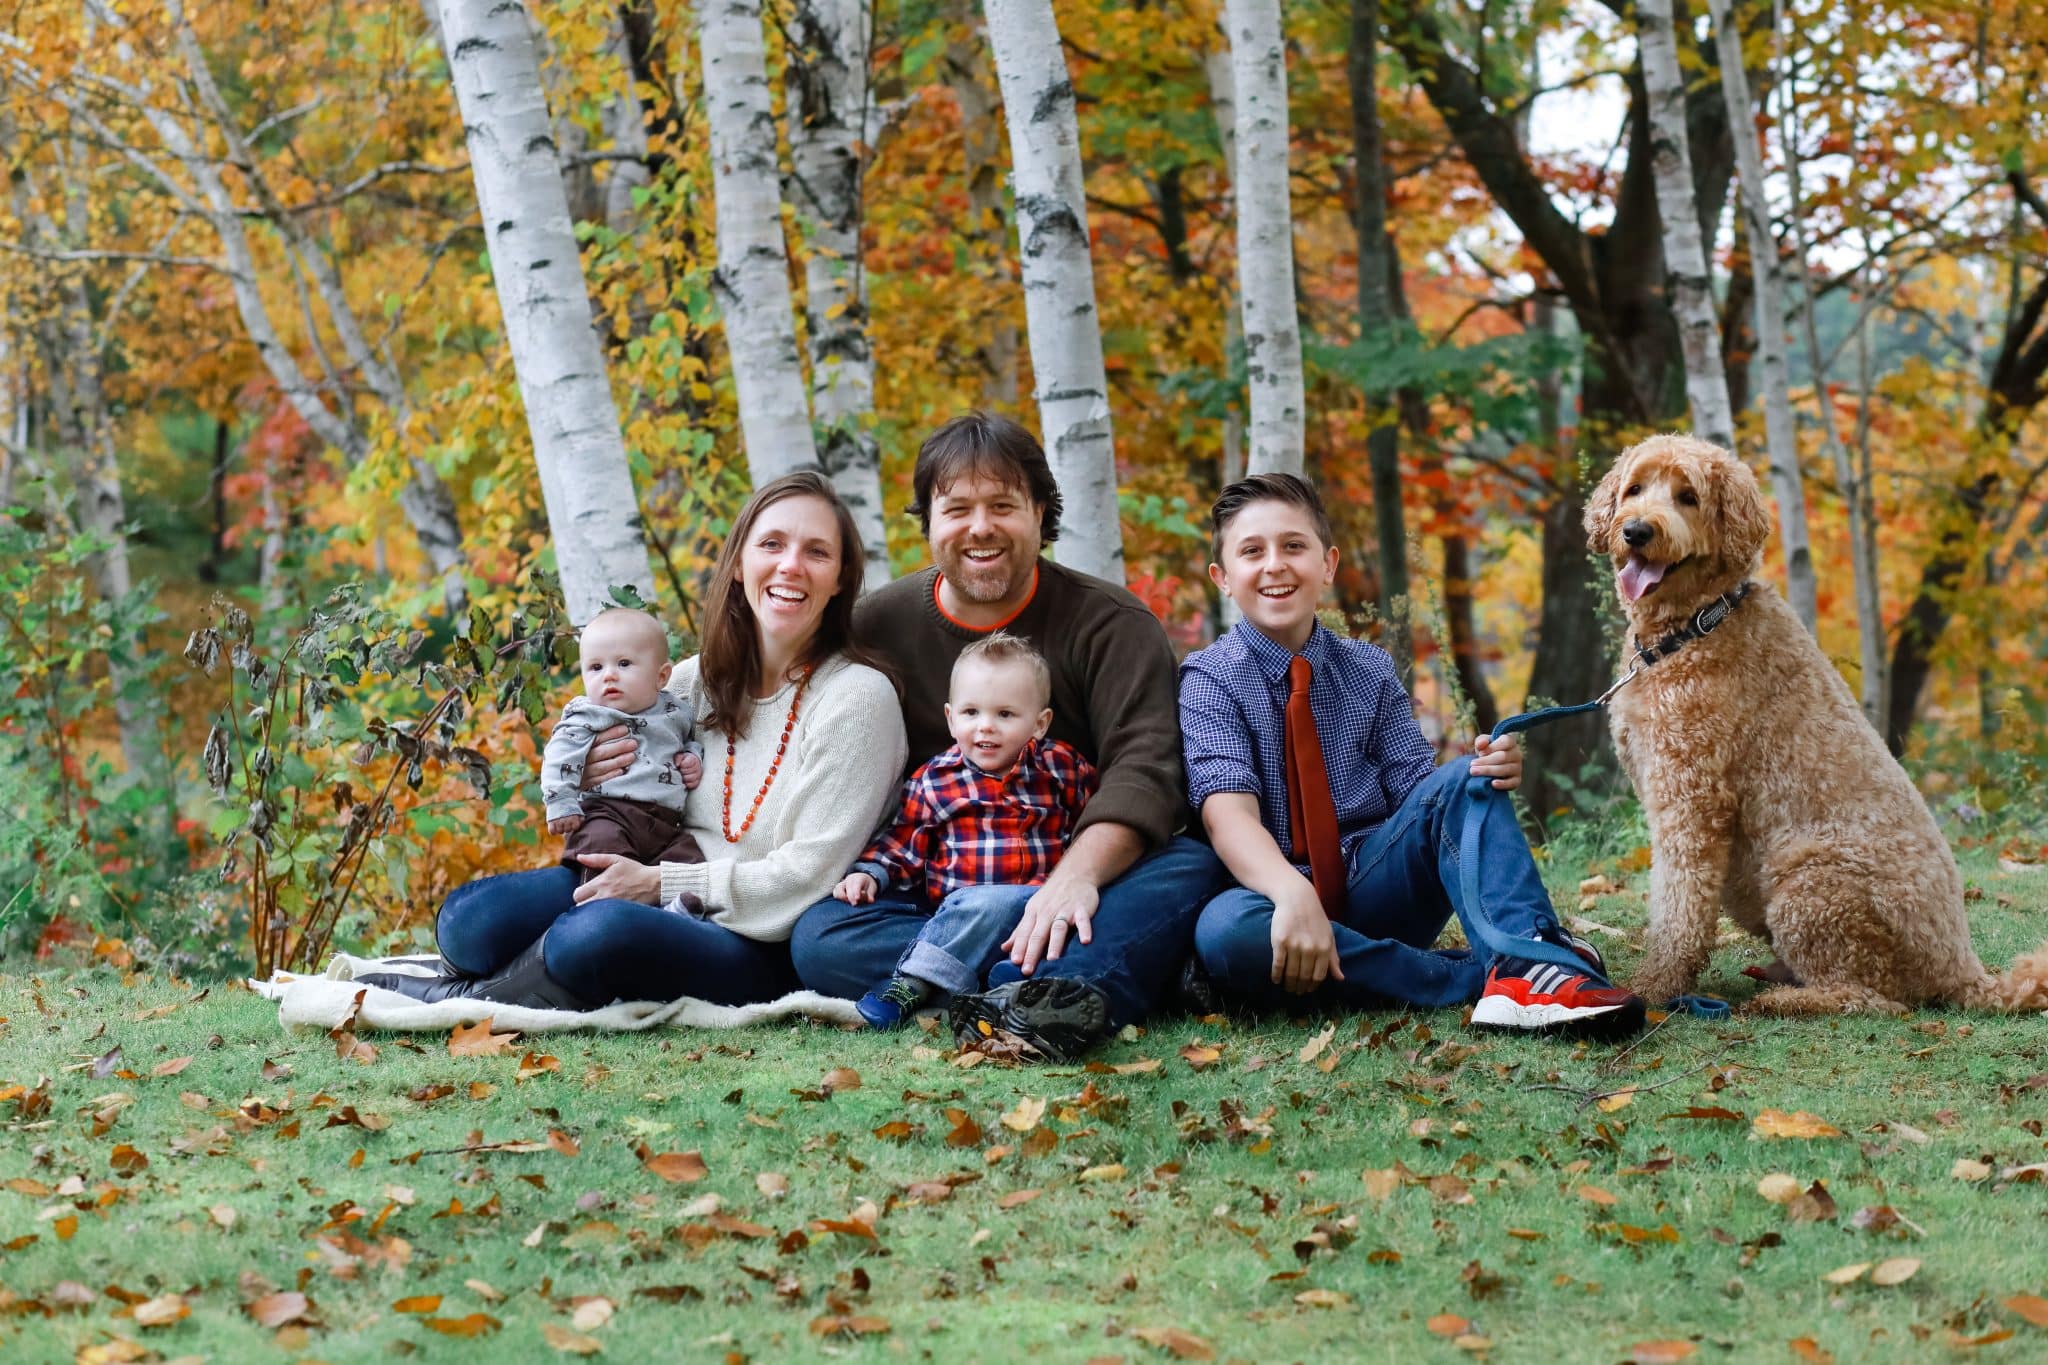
[790,412,1223,1059]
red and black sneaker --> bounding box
[1470,956,1646,1040]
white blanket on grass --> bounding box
[249,953,864,1034]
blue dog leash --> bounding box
[1458,653,1733,1021]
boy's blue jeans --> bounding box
[792,837,1225,1027]
[1194,757,1568,1010]
[889,884,1040,997]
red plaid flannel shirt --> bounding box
[853,738,1098,903]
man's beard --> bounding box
[944,545,1031,602]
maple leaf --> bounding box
[449,1017,521,1057]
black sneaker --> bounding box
[857,974,933,1030]
[949,978,1112,1063]
[1174,954,1224,1016]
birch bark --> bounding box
[982,0,1124,581]
[701,0,821,486]
[1224,0,1305,476]
[787,0,890,588]
[1638,0,1735,451]
[1708,0,1817,634]
[1201,43,1246,489]
[437,0,656,624]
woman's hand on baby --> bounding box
[833,872,877,905]
[1470,732,1522,790]
[579,725,638,788]
[570,852,663,905]
[678,751,704,790]
[548,814,583,836]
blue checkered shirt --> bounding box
[1179,621,1438,871]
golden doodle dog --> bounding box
[1584,433,2048,1014]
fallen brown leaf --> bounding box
[150,1057,193,1078]
[821,1066,862,1094]
[1753,1109,1843,1140]
[1427,1314,1471,1337]
[424,1313,502,1337]
[132,1294,189,1328]
[638,1146,707,1183]
[247,1292,309,1328]
[1629,1343,1696,1363]
[1130,1325,1215,1359]
[449,1018,520,1057]
[1869,1257,1920,1286]
[394,1295,442,1313]
[2005,1294,2048,1328]
[998,1189,1042,1209]
[541,1323,603,1354]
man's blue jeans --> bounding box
[433,867,800,1006]
[1193,757,1566,1011]
[791,837,1225,1027]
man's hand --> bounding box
[1270,882,1343,994]
[547,813,584,836]
[678,751,704,790]
[570,851,663,906]
[834,872,877,905]
[579,725,638,789]
[1471,732,1522,791]
[1003,870,1100,975]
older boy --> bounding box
[1180,474,1644,1038]
[836,632,1098,1028]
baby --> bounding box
[542,607,705,883]
[835,632,1097,1028]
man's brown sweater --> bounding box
[855,559,1186,850]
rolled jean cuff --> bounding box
[898,940,980,997]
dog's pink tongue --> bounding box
[1618,555,1667,602]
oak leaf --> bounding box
[449,1018,520,1057]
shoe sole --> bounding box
[948,979,1109,1063]
[1470,994,1647,1041]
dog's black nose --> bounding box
[1622,519,1654,549]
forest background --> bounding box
[0,0,2043,977]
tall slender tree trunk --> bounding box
[1639,0,1735,451]
[437,0,655,624]
[945,5,1019,406]
[1775,0,1883,719]
[701,0,822,486]
[1225,0,1305,477]
[1202,45,1246,491]
[1349,0,1411,681]
[1708,0,1817,633]
[982,0,1124,582]
[787,0,890,589]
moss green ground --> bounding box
[3,848,2047,1364]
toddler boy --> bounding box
[835,632,1097,1028]
[1178,474,1644,1038]
[542,607,705,881]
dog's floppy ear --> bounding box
[1708,448,1772,572]
[1583,458,1625,552]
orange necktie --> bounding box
[1284,654,1347,919]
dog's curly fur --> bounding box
[1585,434,2048,1014]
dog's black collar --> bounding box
[1631,580,1756,668]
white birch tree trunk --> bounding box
[1224,0,1305,476]
[982,0,1124,581]
[1202,43,1246,489]
[787,0,890,589]
[701,0,822,487]
[1638,0,1735,452]
[436,0,655,625]
[1708,0,1817,634]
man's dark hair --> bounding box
[1209,472,1335,564]
[909,411,1063,544]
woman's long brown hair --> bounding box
[696,470,893,738]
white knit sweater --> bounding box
[658,653,905,942]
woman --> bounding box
[360,472,906,1008]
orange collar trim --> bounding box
[933,564,1039,633]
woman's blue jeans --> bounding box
[434,866,798,1006]
[1193,757,1566,1011]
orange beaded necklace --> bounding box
[720,666,815,843]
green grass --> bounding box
[4,849,2048,1364]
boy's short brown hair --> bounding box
[951,630,1052,708]
[1209,472,1335,564]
